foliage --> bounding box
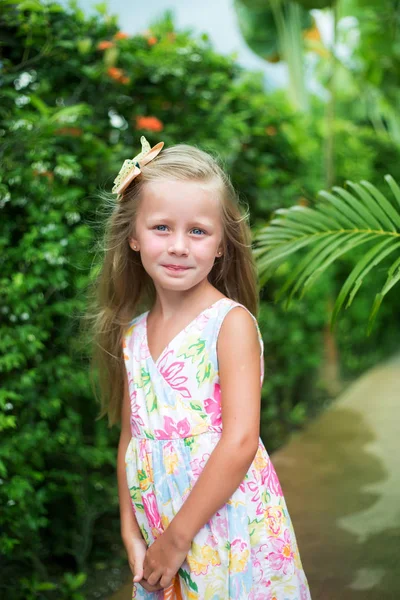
[254,175,400,333]
[234,0,312,61]
[1,0,400,597]
[0,1,330,596]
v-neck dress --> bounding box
[123,298,311,600]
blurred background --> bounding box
[1,0,400,598]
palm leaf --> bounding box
[254,175,400,333]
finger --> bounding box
[142,557,150,581]
[128,558,143,583]
[133,565,143,583]
[160,574,173,589]
[147,569,163,587]
[139,579,163,592]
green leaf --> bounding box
[384,174,400,210]
[255,175,400,328]
[178,568,199,592]
[346,181,396,232]
[331,238,399,326]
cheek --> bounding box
[194,238,219,262]
[140,232,165,257]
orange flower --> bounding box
[297,197,309,207]
[114,31,129,40]
[107,67,130,84]
[147,36,158,46]
[107,67,123,79]
[265,126,277,136]
[97,40,114,50]
[303,24,322,43]
[135,115,164,132]
[33,170,54,181]
[54,127,83,137]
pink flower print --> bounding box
[190,453,211,478]
[143,491,163,533]
[265,506,283,536]
[249,574,272,600]
[196,312,211,330]
[138,439,148,461]
[214,511,228,539]
[300,582,310,600]
[252,544,272,587]
[129,390,144,437]
[249,591,272,600]
[204,383,221,427]
[135,319,151,361]
[154,415,191,439]
[158,350,191,398]
[260,459,283,497]
[139,330,151,359]
[247,480,263,515]
[268,529,295,576]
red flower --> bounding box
[114,31,129,40]
[135,115,164,132]
[97,40,114,50]
[54,127,83,137]
[147,36,158,46]
[107,67,130,85]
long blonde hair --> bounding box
[89,144,259,426]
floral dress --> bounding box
[123,297,311,600]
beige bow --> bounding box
[112,136,164,195]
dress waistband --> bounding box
[130,427,223,441]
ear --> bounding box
[216,248,223,257]
[129,237,139,251]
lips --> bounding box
[162,264,191,271]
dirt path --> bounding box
[272,354,400,599]
[110,355,400,599]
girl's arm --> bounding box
[143,307,262,588]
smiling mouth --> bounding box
[162,265,191,271]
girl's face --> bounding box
[129,180,224,293]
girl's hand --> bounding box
[143,529,191,589]
[125,535,163,592]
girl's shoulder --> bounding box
[123,310,148,339]
[215,297,263,351]
[215,297,259,329]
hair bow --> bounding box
[112,136,164,195]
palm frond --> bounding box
[254,175,400,333]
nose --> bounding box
[168,233,189,256]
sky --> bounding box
[65,0,289,89]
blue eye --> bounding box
[155,225,168,231]
[191,228,206,235]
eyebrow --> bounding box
[147,216,214,228]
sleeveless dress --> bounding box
[123,297,311,600]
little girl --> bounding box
[93,137,311,599]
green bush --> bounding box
[1,1,399,596]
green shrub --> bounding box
[1,1,399,596]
